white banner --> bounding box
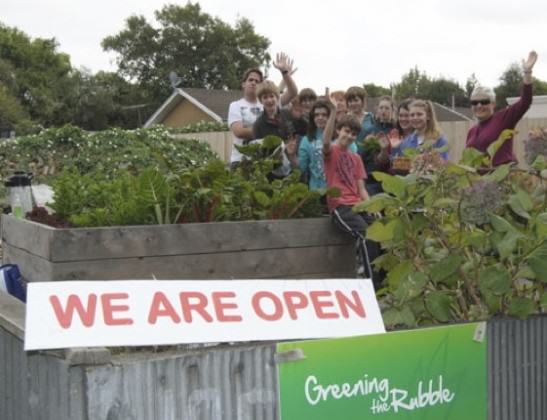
[24,279,384,350]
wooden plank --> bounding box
[40,218,351,262]
[38,244,355,281]
[2,243,53,283]
[1,215,54,259]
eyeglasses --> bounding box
[470,99,491,106]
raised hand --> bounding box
[522,50,538,72]
[273,52,295,74]
[388,128,403,149]
[378,133,390,149]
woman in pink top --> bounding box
[466,51,538,167]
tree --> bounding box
[102,3,271,106]
[393,67,430,99]
[392,67,468,106]
[363,83,391,97]
[0,23,72,126]
[494,63,522,107]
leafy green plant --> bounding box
[354,130,547,327]
[47,136,328,227]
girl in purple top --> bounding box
[466,50,538,167]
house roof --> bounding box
[144,87,242,127]
[144,88,473,128]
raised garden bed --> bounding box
[1,215,355,282]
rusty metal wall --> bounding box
[2,316,546,420]
[488,316,547,420]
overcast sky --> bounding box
[3,0,546,94]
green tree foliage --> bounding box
[59,69,149,130]
[495,62,547,108]
[363,83,391,97]
[0,23,71,126]
[494,63,522,108]
[393,67,468,107]
[102,3,271,107]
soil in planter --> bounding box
[26,206,72,228]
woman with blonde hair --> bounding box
[392,99,448,160]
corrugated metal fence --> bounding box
[1,294,546,419]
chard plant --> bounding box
[354,130,547,327]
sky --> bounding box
[2,0,546,94]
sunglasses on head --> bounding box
[471,99,491,106]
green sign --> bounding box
[277,323,487,419]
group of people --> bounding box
[227,50,538,285]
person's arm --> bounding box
[228,101,255,141]
[375,133,392,168]
[522,50,537,85]
[503,51,538,125]
[323,104,337,156]
[284,137,299,169]
[357,179,370,202]
[231,122,255,141]
[274,52,298,106]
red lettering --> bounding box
[179,292,213,323]
[335,290,366,318]
[309,291,339,319]
[49,294,97,329]
[212,292,242,322]
[283,291,309,320]
[101,293,133,326]
[252,291,283,321]
[148,292,181,324]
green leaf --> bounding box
[536,213,547,239]
[460,147,486,168]
[526,241,547,282]
[447,163,477,175]
[478,265,511,296]
[516,189,534,211]
[508,194,531,219]
[365,219,401,242]
[429,255,463,284]
[425,291,454,322]
[253,191,270,207]
[386,260,413,290]
[490,214,513,232]
[508,297,535,319]
[371,172,406,199]
[382,306,417,328]
[487,129,514,159]
[484,164,511,182]
[541,291,547,311]
[353,193,397,213]
[531,155,546,171]
[394,272,428,302]
[432,198,458,209]
[497,230,525,259]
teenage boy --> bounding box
[253,79,299,178]
[228,52,297,168]
[323,103,382,287]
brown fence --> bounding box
[174,117,547,167]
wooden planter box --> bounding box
[0,215,354,282]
